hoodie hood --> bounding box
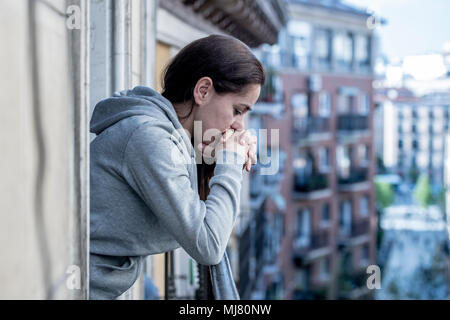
[90,86,183,136]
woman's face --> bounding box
[192,78,261,145]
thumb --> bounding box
[197,143,206,152]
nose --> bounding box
[230,118,245,131]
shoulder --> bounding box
[122,117,192,167]
[126,117,185,149]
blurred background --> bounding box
[0,0,449,300]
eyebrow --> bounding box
[236,103,252,112]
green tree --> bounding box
[375,181,394,209]
[413,174,433,207]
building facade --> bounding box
[375,89,450,190]
[251,0,379,299]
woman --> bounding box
[89,34,264,300]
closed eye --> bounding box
[234,108,243,116]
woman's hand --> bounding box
[197,129,257,172]
[234,130,257,172]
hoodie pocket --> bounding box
[90,254,143,299]
[93,256,137,271]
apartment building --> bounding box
[375,89,450,189]
[252,0,379,299]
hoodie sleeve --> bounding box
[121,122,245,266]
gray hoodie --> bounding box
[89,86,244,300]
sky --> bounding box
[343,0,450,61]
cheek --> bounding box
[212,104,234,129]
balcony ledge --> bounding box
[293,189,332,201]
[295,132,333,146]
[338,181,372,192]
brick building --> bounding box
[252,0,380,299]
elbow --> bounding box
[205,254,223,266]
[196,248,224,266]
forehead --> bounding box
[229,84,261,103]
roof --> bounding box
[284,0,371,17]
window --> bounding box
[268,45,281,68]
[259,69,283,103]
[432,153,443,168]
[360,94,370,115]
[318,92,331,117]
[337,145,351,178]
[419,136,429,150]
[295,209,311,248]
[361,244,370,266]
[355,35,370,67]
[293,151,314,185]
[339,200,352,235]
[321,203,331,226]
[334,31,354,68]
[288,21,312,70]
[337,94,354,114]
[294,270,308,290]
[433,136,443,151]
[417,152,429,168]
[291,93,309,119]
[318,147,330,172]
[434,120,444,133]
[318,257,330,281]
[315,28,331,67]
[358,144,369,166]
[267,213,284,262]
[360,195,369,217]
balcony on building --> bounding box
[292,117,331,142]
[293,171,330,200]
[253,62,285,117]
[338,218,371,251]
[337,114,369,132]
[351,219,370,238]
[338,167,370,192]
[292,229,331,267]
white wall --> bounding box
[0,0,89,299]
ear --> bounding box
[193,77,213,106]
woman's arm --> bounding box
[121,121,245,265]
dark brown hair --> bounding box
[161,34,265,200]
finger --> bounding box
[202,143,216,160]
[221,129,235,142]
[239,131,251,145]
[249,144,257,164]
[249,152,257,165]
[197,142,208,152]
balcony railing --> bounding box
[338,168,368,185]
[351,219,370,238]
[238,207,266,299]
[293,230,330,266]
[292,117,330,140]
[337,114,369,131]
[294,173,328,193]
[310,230,330,250]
